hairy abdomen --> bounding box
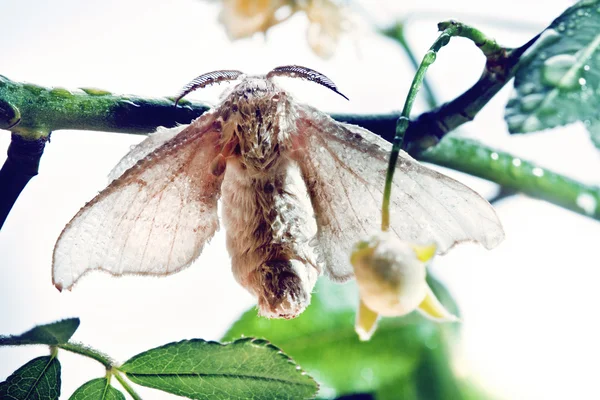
[221,157,320,318]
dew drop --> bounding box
[520,93,545,112]
[439,33,451,46]
[542,54,581,90]
[579,77,587,86]
[512,158,522,167]
[521,116,543,132]
[397,116,410,132]
[519,82,537,95]
[490,152,499,161]
[424,50,437,65]
[576,193,597,215]
[584,64,591,71]
[532,167,544,177]
[506,114,527,131]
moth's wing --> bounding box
[108,125,187,182]
[293,104,505,281]
[53,112,224,291]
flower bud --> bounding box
[351,231,457,340]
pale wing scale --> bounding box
[52,113,223,291]
[293,104,505,281]
[108,125,189,182]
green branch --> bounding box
[0,75,209,139]
[421,137,600,218]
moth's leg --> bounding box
[221,159,320,319]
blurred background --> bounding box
[1,0,599,398]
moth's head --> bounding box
[227,75,283,104]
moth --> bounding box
[52,65,504,319]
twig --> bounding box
[0,133,47,228]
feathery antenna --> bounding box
[174,70,243,105]
[266,65,349,100]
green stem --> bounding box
[382,24,460,231]
[113,371,143,400]
[57,342,115,369]
[437,20,505,58]
[0,75,209,139]
[420,137,600,219]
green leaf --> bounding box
[0,356,61,400]
[223,278,458,398]
[505,0,600,134]
[69,378,125,400]
[0,319,80,346]
[119,338,318,400]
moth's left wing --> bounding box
[292,104,504,281]
[108,125,185,182]
[53,112,223,291]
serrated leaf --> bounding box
[69,378,124,400]
[223,278,459,398]
[0,356,61,400]
[0,319,80,346]
[119,338,318,400]
[505,0,600,134]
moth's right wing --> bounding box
[53,111,224,291]
[292,104,504,281]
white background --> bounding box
[2,0,599,399]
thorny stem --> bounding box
[381,22,461,231]
[113,370,143,400]
[57,342,114,369]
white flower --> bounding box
[351,231,458,341]
[215,0,348,58]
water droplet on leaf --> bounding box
[542,54,581,90]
